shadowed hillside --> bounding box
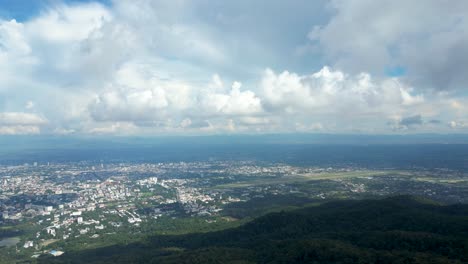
[35,195,468,264]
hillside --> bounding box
[38,196,468,264]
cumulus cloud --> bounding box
[260,66,423,115]
[0,19,37,85]
[0,112,47,125]
[257,66,436,133]
[308,0,468,90]
[26,3,111,43]
[199,81,263,116]
[0,112,47,135]
[89,85,171,122]
[0,1,466,135]
[0,19,31,58]
[449,121,468,129]
[88,62,262,127]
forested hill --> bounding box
[39,196,468,264]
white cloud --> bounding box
[449,121,468,129]
[0,1,466,135]
[257,66,438,133]
[88,122,138,135]
[90,86,169,122]
[0,125,41,135]
[88,61,263,130]
[0,19,37,86]
[25,3,111,43]
[308,0,468,90]
[200,81,262,116]
[260,66,423,115]
[88,61,192,123]
[0,112,47,135]
[0,112,47,126]
[0,19,31,56]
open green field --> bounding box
[214,170,409,189]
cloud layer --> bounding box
[0,0,467,135]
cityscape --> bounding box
[2,158,468,261]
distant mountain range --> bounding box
[2,135,468,170]
[3,133,468,148]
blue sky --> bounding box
[0,0,467,136]
[0,0,111,21]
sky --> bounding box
[0,0,468,136]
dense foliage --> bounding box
[33,195,468,263]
